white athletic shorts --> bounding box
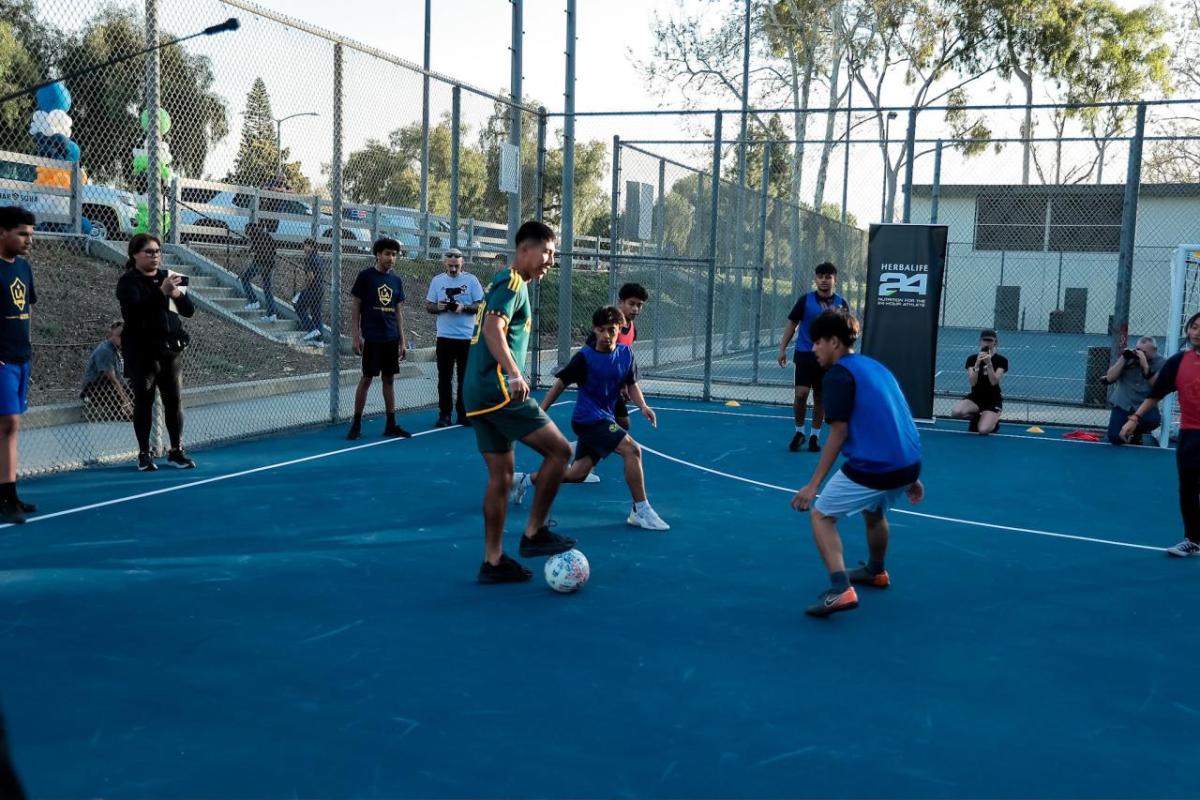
[813,469,907,519]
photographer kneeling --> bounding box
[116,234,197,471]
[1104,335,1164,446]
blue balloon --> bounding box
[81,217,93,236]
[31,133,53,157]
[35,82,72,113]
[64,140,80,163]
[42,133,70,160]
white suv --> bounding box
[177,188,370,246]
[0,157,139,240]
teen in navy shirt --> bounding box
[512,305,670,531]
[791,310,924,618]
[0,206,38,524]
[347,237,410,440]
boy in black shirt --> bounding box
[348,238,410,440]
[0,207,38,524]
[950,329,1009,435]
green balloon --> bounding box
[132,153,149,174]
[139,107,172,137]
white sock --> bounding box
[814,426,823,442]
[795,425,804,433]
[634,500,650,513]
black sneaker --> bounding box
[16,498,36,514]
[0,501,26,525]
[137,452,158,472]
[807,435,821,452]
[166,448,196,469]
[435,415,452,428]
[382,424,412,438]
[804,586,859,617]
[477,553,533,584]
[519,526,577,558]
[788,432,803,452]
[346,422,361,441]
[456,415,472,427]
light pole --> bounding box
[275,111,319,179]
[881,110,897,222]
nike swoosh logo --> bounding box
[824,594,843,607]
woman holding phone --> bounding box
[116,233,197,471]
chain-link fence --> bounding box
[6,0,1200,475]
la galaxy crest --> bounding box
[377,284,393,307]
[9,277,26,312]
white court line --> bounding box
[2,401,580,531]
[636,442,1161,553]
[644,404,1169,449]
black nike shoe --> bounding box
[166,448,196,469]
[788,432,803,452]
[346,421,361,440]
[0,501,25,525]
[435,414,452,428]
[137,452,158,472]
[805,586,859,617]
[382,424,412,438]
[16,498,36,514]
[807,434,821,452]
[519,526,577,558]
[478,553,533,584]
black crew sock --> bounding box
[386,412,397,428]
[352,414,362,426]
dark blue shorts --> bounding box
[0,362,30,416]
[571,418,629,463]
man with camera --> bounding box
[951,329,1008,435]
[426,248,484,427]
[1103,335,1164,446]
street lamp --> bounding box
[275,111,319,178]
[881,110,898,222]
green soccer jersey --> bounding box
[464,268,532,416]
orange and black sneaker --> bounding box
[805,586,859,617]
[847,561,890,588]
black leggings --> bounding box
[129,353,184,452]
[1178,430,1200,544]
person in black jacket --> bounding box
[116,233,197,471]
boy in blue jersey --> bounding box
[512,306,670,531]
[778,262,850,453]
[0,207,38,525]
[791,311,924,618]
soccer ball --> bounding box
[544,549,590,593]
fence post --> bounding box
[930,138,943,224]
[167,176,179,244]
[70,161,82,236]
[507,0,523,244]
[144,0,161,237]
[609,135,621,302]
[902,108,917,223]
[421,211,431,259]
[703,111,723,402]
[653,156,666,368]
[311,194,320,242]
[693,172,705,361]
[752,147,770,384]
[329,42,344,423]
[249,187,259,227]
[1113,102,1147,359]
[450,86,461,253]
[370,205,380,245]
[419,0,431,256]
[531,107,547,387]
[559,0,577,367]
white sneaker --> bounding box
[627,505,670,531]
[302,329,321,341]
[582,471,601,484]
[509,472,532,505]
[244,301,261,310]
[261,314,278,322]
[1166,539,1200,557]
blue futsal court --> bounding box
[1,395,1195,798]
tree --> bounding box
[0,18,41,154]
[1145,0,1200,182]
[58,6,228,186]
[225,78,307,191]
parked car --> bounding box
[343,206,472,254]
[177,188,370,246]
[0,156,139,240]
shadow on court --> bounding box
[0,397,1192,798]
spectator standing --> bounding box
[240,221,278,322]
[0,206,38,523]
[296,238,327,343]
[116,233,196,471]
[425,247,484,427]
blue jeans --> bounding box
[1107,404,1161,445]
[296,287,323,332]
[240,262,276,316]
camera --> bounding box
[1123,348,1138,364]
[443,285,464,312]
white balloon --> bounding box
[28,110,51,137]
[45,109,72,139]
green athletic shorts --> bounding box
[471,398,553,453]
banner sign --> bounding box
[860,224,948,420]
